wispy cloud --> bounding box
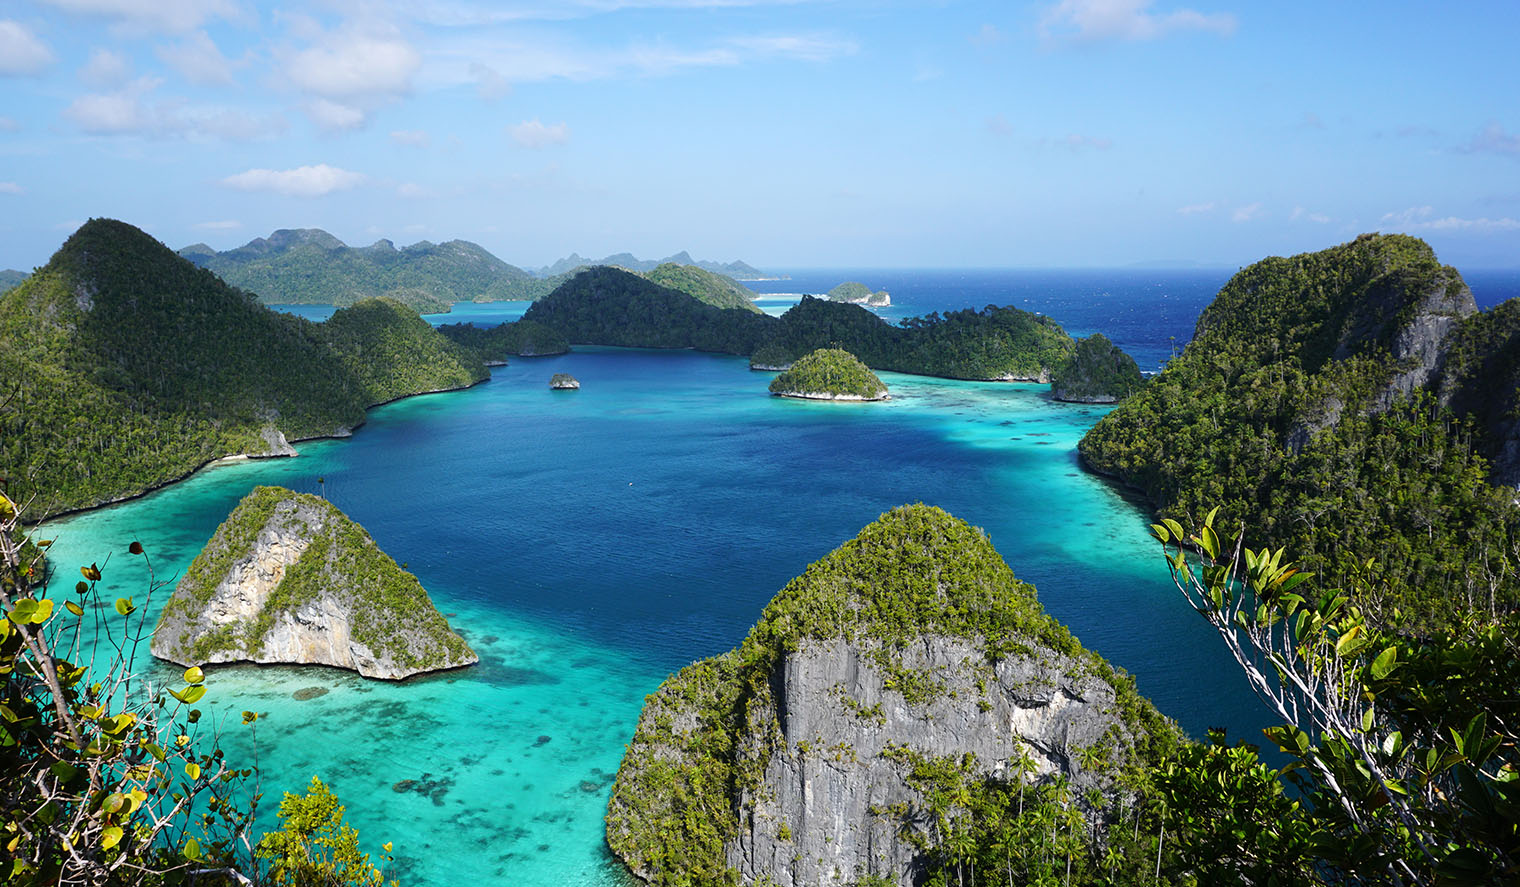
[1290,206,1331,224]
[985,114,1012,136]
[1458,123,1520,158]
[78,48,131,87]
[220,163,367,197]
[1382,205,1519,232]
[63,76,286,140]
[728,34,856,62]
[0,20,57,75]
[510,119,569,148]
[0,182,24,195]
[1040,0,1236,44]
[156,30,241,86]
[1231,202,1262,223]
[193,219,241,230]
[390,129,431,148]
[1045,133,1113,151]
[1176,202,1215,215]
[969,24,1005,47]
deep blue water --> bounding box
[51,268,1520,886]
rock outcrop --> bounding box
[606,505,1174,887]
[550,373,580,389]
[152,486,476,680]
[769,348,888,401]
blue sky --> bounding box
[1,0,1516,271]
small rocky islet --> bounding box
[151,485,476,680]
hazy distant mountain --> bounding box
[0,269,29,293]
[533,251,781,280]
[181,229,558,309]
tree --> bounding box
[1151,510,1519,884]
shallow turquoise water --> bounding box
[40,347,1269,886]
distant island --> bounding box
[0,269,27,293]
[533,250,782,281]
[152,486,476,680]
[520,268,1115,389]
[0,218,488,519]
[180,228,562,311]
[824,280,890,307]
[768,348,888,400]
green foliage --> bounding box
[185,228,554,308]
[1050,333,1145,402]
[1154,512,1520,884]
[255,777,395,887]
[606,505,1176,886]
[768,348,887,399]
[0,493,258,886]
[644,263,762,314]
[436,319,569,360]
[1080,233,1519,631]
[0,220,487,519]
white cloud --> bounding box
[1040,0,1236,43]
[1176,202,1215,215]
[220,164,366,197]
[78,48,131,87]
[510,119,569,148]
[469,62,511,100]
[0,182,23,195]
[1231,202,1263,223]
[1290,206,1331,224]
[390,129,431,148]
[1381,206,1520,233]
[397,182,433,198]
[0,20,56,75]
[193,219,241,230]
[1460,123,1520,157]
[63,76,283,139]
[302,98,366,132]
[156,30,238,86]
[38,0,240,34]
[284,28,421,100]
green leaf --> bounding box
[1369,646,1398,680]
[185,762,201,781]
[1149,523,1170,543]
[182,837,202,861]
[101,827,123,851]
[7,599,38,624]
[64,600,84,616]
[1161,517,1185,543]
[183,666,204,686]
[113,598,135,616]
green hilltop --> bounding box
[181,229,561,310]
[0,219,486,519]
[644,262,763,313]
[768,347,888,399]
[1080,233,1520,630]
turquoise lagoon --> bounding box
[42,346,1272,886]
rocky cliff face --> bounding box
[724,636,1130,886]
[152,486,476,680]
[606,505,1173,887]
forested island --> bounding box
[519,266,1102,387]
[535,250,777,280]
[768,348,888,400]
[0,219,488,519]
[1081,233,1520,628]
[825,280,890,307]
[180,228,564,310]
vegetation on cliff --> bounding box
[644,263,763,314]
[182,228,555,308]
[606,504,1177,886]
[320,298,486,403]
[1079,234,1519,630]
[0,219,486,520]
[153,485,474,676]
[767,347,887,399]
[1051,333,1145,402]
[436,318,570,360]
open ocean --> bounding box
[43,267,1520,886]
